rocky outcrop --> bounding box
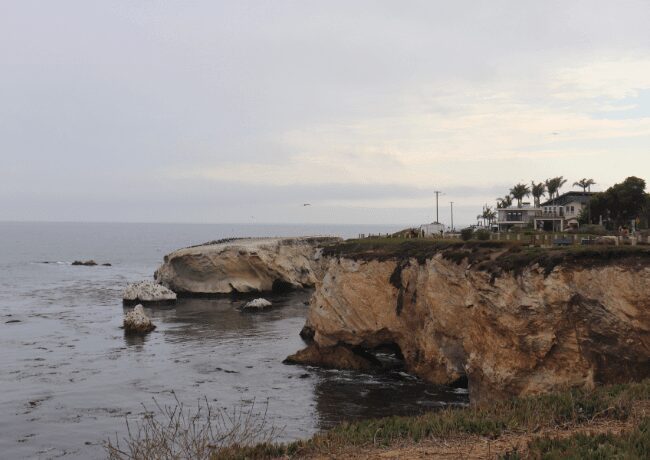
[72,260,98,266]
[123,281,177,305]
[123,305,156,334]
[242,298,272,310]
[293,244,650,404]
[154,237,340,295]
[285,344,377,371]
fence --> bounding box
[357,232,648,246]
[489,232,647,246]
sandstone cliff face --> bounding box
[154,237,339,294]
[293,252,650,403]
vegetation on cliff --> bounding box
[218,380,649,459]
[105,380,650,459]
[322,238,650,278]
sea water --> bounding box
[0,222,468,459]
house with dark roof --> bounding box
[533,192,594,231]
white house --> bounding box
[534,192,594,231]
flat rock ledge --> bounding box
[124,305,156,334]
[123,281,177,305]
[284,344,377,371]
[154,236,340,295]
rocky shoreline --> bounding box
[124,236,650,404]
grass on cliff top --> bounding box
[212,379,650,459]
[321,238,650,276]
[503,418,650,459]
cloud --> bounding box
[1,1,650,224]
[173,55,650,194]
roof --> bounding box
[542,191,594,207]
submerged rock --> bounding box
[284,344,378,371]
[123,281,177,305]
[154,237,340,295]
[242,298,272,309]
[123,305,155,334]
[72,260,98,266]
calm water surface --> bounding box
[0,222,468,459]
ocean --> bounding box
[0,222,467,459]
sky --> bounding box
[1,1,649,226]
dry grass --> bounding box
[104,392,282,460]
[212,380,650,459]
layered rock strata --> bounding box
[155,237,340,295]
[290,244,650,403]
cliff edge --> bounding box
[288,240,650,403]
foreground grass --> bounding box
[504,417,650,459]
[214,380,650,459]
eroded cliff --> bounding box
[289,241,650,403]
[155,237,339,294]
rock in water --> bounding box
[284,344,377,371]
[154,237,340,295]
[123,305,155,334]
[243,298,272,309]
[123,281,177,305]
[72,260,98,266]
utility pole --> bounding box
[434,191,442,223]
[450,201,454,231]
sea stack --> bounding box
[123,305,156,334]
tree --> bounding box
[545,178,558,201]
[482,205,496,225]
[587,176,648,227]
[573,178,596,193]
[510,183,531,207]
[531,181,546,207]
[497,195,513,209]
[545,176,567,200]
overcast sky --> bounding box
[1,1,649,226]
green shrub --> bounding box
[460,228,474,241]
[475,229,491,241]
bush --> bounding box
[578,224,608,235]
[105,394,281,460]
[460,228,474,241]
[475,229,491,241]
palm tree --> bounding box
[497,195,513,209]
[485,207,497,225]
[573,178,596,193]
[510,183,531,207]
[545,176,567,200]
[545,178,558,201]
[531,181,546,207]
[497,195,513,208]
